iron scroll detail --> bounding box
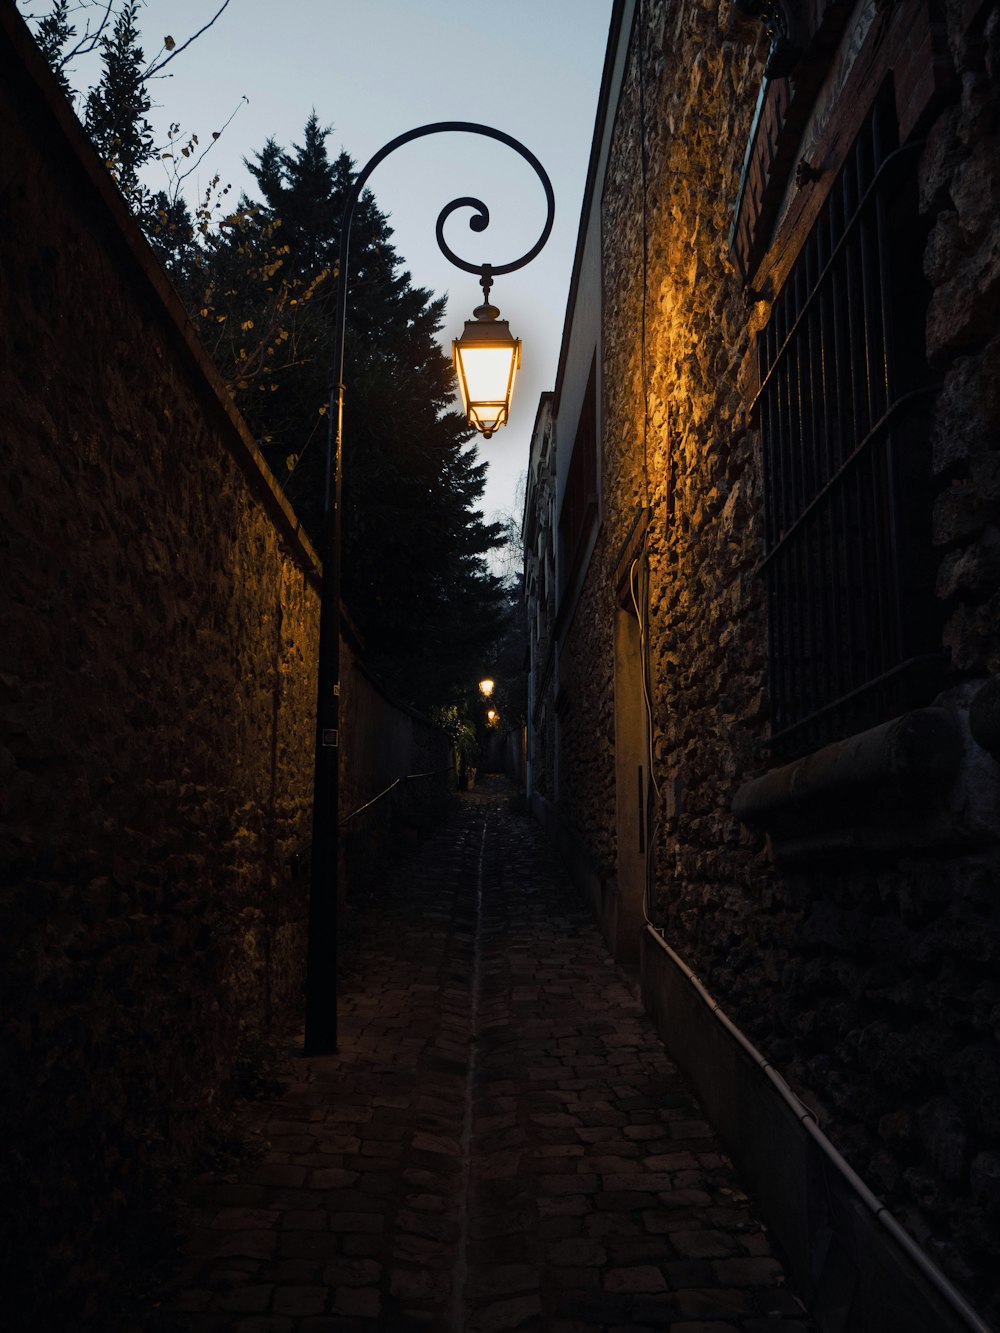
[339,121,556,293]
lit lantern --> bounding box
[453,299,521,439]
[479,678,495,697]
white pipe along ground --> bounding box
[644,924,989,1333]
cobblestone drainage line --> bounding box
[449,813,488,1332]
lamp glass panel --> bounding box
[471,403,505,432]
[458,345,518,408]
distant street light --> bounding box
[479,677,496,698]
[305,123,555,1054]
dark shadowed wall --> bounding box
[0,6,446,1322]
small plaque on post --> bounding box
[322,729,339,748]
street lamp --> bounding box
[478,677,495,698]
[304,123,554,1054]
[453,287,521,439]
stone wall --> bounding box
[339,645,453,890]
[0,8,446,1323]
[552,0,1000,1316]
[572,0,768,934]
[525,397,559,808]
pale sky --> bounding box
[46,0,613,536]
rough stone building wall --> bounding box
[601,2,777,1014]
[567,0,768,956]
[0,16,320,1319]
[549,0,1000,1316]
[556,596,618,878]
[525,399,559,805]
[0,10,446,1323]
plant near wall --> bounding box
[431,704,482,789]
[30,0,74,94]
[82,0,154,211]
[19,1,238,226]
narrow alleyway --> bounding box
[156,781,813,1332]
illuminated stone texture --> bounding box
[536,0,1000,1320]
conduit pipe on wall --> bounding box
[644,924,990,1333]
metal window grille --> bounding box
[756,91,942,760]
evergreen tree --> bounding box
[145,188,203,288]
[193,115,508,707]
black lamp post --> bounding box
[304,123,554,1054]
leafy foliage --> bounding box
[83,1,154,209]
[32,0,74,95]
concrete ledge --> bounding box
[732,706,964,859]
[640,927,987,1333]
[734,706,960,825]
[969,677,1000,757]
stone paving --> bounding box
[155,782,813,1331]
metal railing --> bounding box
[339,769,447,826]
[288,768,451,879]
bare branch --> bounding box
[61,0,113,65]
[157,95,248,208]
[170,95,248,192]
[145,0,232,77]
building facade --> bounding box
[525,0,1000,1325]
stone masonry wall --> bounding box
[562,0,1000,1316]
[0,17,318,1320]
[0,10,446,1323]
[556,600,617,882]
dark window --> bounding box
[558,355,598,598]
[756,88,942,760]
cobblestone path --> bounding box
[159,784,812,1332]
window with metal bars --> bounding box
[755,87,943,761]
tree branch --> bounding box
[166,95,248,202]
[61,0,113,65]
[145,0,232,76]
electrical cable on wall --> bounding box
[637,0,653,509]
[632,0,663,930]
[629,552,660,926]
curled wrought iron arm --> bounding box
[339,120,555,284]
[434,195,491,269]
[329,119,554,503]
[334,122,555,394]
[327,119,554,504]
